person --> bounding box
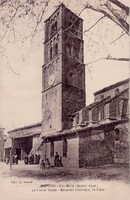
[12,155,15,164]
[28,154,31,164]
[37,154,41,164]
[45,158,50,169]
[24,155,28,165]
[31,153,34,164]
[40,160,45,170]
[54,152,59,167]
[5,157,9,164]
[14,154,18,165]
[34,154,37,164]
[29,153,34,164]
[59,156,63,167]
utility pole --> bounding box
[10,138,13,170]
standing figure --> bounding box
[14,154,18,165]
[37,154,41,164]
[59,156,63,167]
[40,160,45,170]
[45,158,50,169]
[34,154,37,164]
[54,152,59,167]
[24,155,28,165]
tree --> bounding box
[0,0,129,74]
[0,0,129,129]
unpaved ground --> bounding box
[0,162,130,200]
[0,161,129,183]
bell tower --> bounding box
[42,4,86,135]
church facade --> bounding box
[7,4,129,168]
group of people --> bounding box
[5,151,64,169]
[40,152,63,170]
[24,153,41,165]
[40,158,50,170]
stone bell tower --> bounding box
[42,4,86,135]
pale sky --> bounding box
[0,0,129,132]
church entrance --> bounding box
[16,148,21,160]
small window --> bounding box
[101,104,105,120]
[68,21,73,27]
[51,25,54,35]
[73,46,79,59]
[63,139,67,157]
[66,44,71,56]
[115,88,119,96]
[122,99,128,117]
[54,21,57,31]
[51,21,57,35]
[50,141,54,157]
[116,101,120,116]
[54,43,58,56]
[70,72,74,77]
[101,95,104,100]
[115,129,120,141]
[50,47,52,59]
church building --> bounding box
[7,4,129,168]
[39,4,129,167]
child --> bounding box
[40,160,45,170]
[45,158,50,169]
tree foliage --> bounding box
[0,0,129,73]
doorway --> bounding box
[16,148,21,160]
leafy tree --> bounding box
[0,0,129,75]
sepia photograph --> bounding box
[0,0,129,200]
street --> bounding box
[0,161,129,200]
[0,161,129,182]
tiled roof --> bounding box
[94,78,129,96]
[8,122,41,133]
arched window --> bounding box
[101,95,104,100]
[116,100,120,116]
[101,104,105,120]
[66,44,71,56]
[114,128,120,141]
[122,99,128,117]
[54,43,58,56]
[51,21,57,35]
[54,21,57,31]
[63,139,67,157]
[50,47,52,59]
[115,88,119,96]
[50,141,54,157]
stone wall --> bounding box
[114,123,129,164]
[43,137,79,168]
[79,129,114,167]
[62,84,85,129]
[42,84,62,134]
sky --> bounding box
[0,0,129,132]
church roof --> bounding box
[8,122,41,133]
[94,78,129,96]
[8,122,42,139]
